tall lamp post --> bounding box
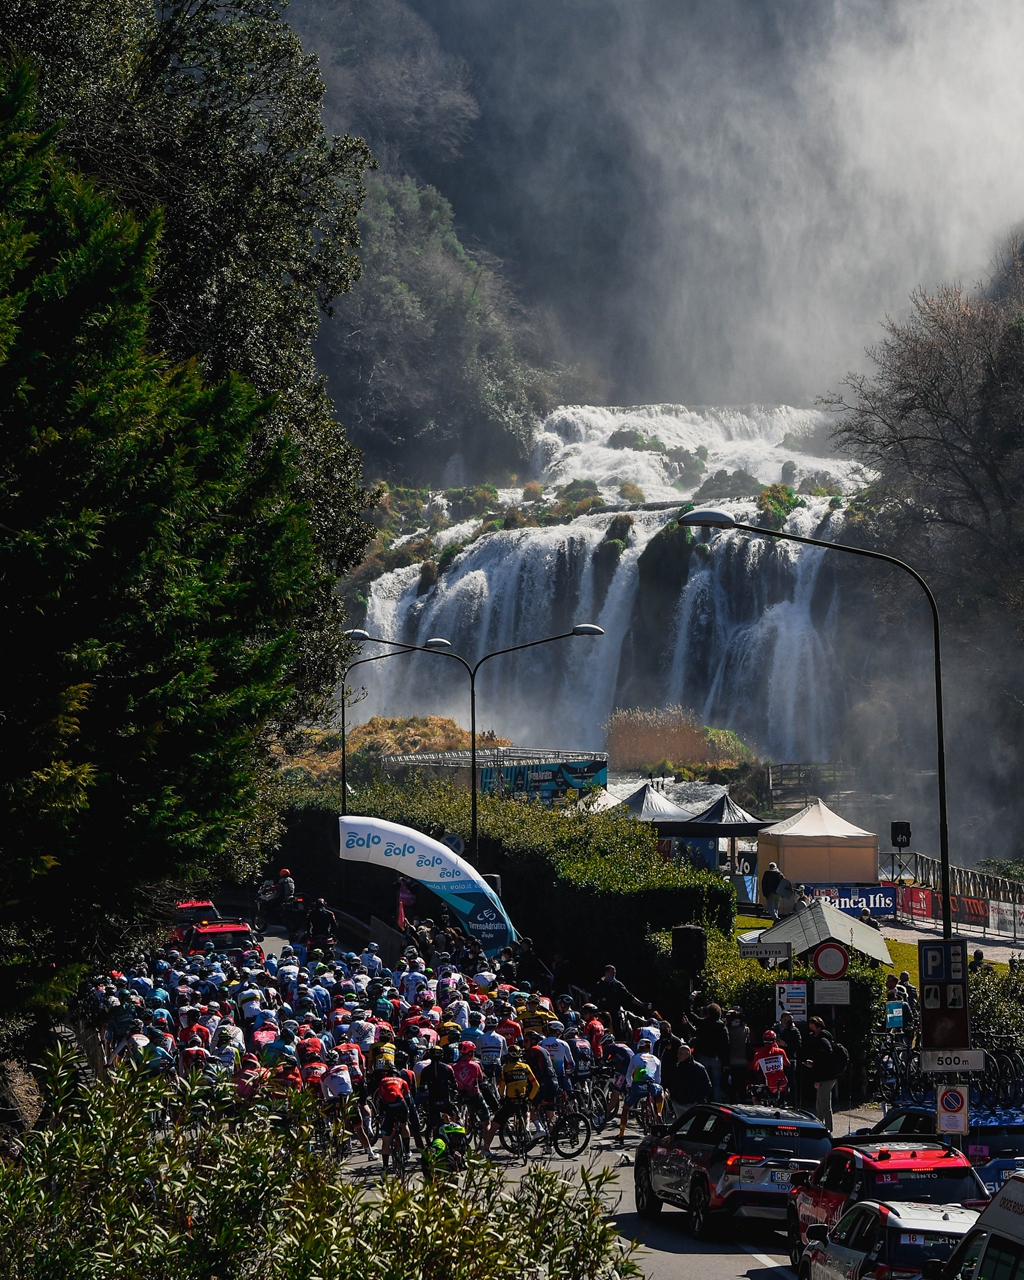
[678,508,952,939]
[344,624,605,858]
[424,622,604,855]
[339,632,457,815]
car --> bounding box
[920,1171,1024,1280]
[789,1141,990,1266]
[168,899,221,944]
[633,1102,832,1237]
[180,917,264,962]
[849,1107,1024,1196]
[800,1200,980,1280]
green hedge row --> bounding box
[316,778,736,994]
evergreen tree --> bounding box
[0,66,325,1037]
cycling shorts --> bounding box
[493,1097,524,1126]
[611,1074,626,1093]
[536,1080,556,1106]
[626,1080,662,1107]
[459,1092,490,1120]
[383,1099,409,1133]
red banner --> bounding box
[898,885,989,928]
[897,885,933,919]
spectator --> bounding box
[804,1016,837,1133]
[859,906,881,931]
[591,965,644,1039]
[515,938,552,994]
[691,1003,729,1101]
[898,970,919,1013]
[725,1008,750,1100]
[761,862,783,919]
[666,1044,711,1116]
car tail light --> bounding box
[871,1267,917,1280]
[724,1155,766,1173]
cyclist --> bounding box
[495,1003,523,1047]
[616,1037,663,1144]
[475,1016,508,1093]
[482,1046,539,1155]
[582,1005,607,1057]
[520,993,555,1039]
[523,1031,558,1125]
[453,1040,490,1134]
[376,1067,413,1174]
[601,1031,634,1121]
[418,1046,458,1138]
[360,941,383,976]
[750,1029,790,1100]
[539,1021,576,1097]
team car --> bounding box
[849,1107,1024,1196]
[800,1201,980,1280]
[788,1141,989,1266]
[168,899,221,944]
[918,1171,1024,1280]
[179,916,263,962]
[633,1102,831,1236]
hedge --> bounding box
[298,778,735,996]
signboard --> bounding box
[441,830,465,857]
[919,939,971,1050]
[814,980,851,1005]
[480,759,607,804]
[776,980,808,1021]
[339,816,516,955]
[812,942,849,979]
[806,883,897,918]
[886,1000,904,1028]
[921,1049,986,1073]
[740,939,793,961]
[937,1084,969,1134]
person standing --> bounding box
[665,1044,711,1117]
[775,1011,802,1104]
[692,1003,729,1102]
[591,965,644,1039]
[761,862,783,919]
[725,1009,750,1100]
[804,1016,837,1133]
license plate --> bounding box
[770,1171,792,1184]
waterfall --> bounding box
[357,404,863,759]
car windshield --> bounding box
[739,1123,831,1160]
[968,1128,1024,1160]
[178,905,218,921]
[887,1229,969,1267]
[871,1167,984,1202]
[195,930,250,950]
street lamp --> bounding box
[678,508,953,939]
[338,630,454,816]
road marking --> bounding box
[740,1243,795,1276]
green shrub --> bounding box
[332,779,736,992]
[618,482,645,503]
[556,477,601,502]
[2,1047,639,1279]
[756,483,805,530]
[521,480,544,503]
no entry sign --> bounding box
[812,942,849,979]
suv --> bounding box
[633,1102,831,1237]
[789,1141,989,1266]
[168,899,220,944]
[799,1201,980,1280]
[850,1108,1024,1196]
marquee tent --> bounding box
[656,792,771,838]
[618,782,695,823]
[757,797,877,891]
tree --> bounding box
[827,275,1024,612]
[3,0,379,722]
[0,66,328,1040]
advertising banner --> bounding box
[897,885,934,920]
[339,817,516,956]
[805,883,897,916]
[479,759,607,804]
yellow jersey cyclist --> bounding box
[482,1047,538,1154]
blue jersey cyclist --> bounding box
[616,1038,663,1144]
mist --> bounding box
[409,0,1024,405]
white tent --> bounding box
[757,797,877,892]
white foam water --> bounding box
[355,404,856,759]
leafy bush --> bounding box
[557,477,601,502]
[331,779,736,988]
[607,428,665,453]
[0,1048,639,1279]
[618,482,645,503]
[605,707,754,770]
[756,483,805,530]
[666,446,707,487]
[522,480,544,502]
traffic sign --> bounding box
[919,938,971,1050]
[740,939,793,960]
[922,1049,985,1073]
[886,1000,904,1028]
[937,1084,969,1134]
[812,942,849,978]
[775,980,807,1021]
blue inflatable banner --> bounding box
[339,816,517,955]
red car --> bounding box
[168,899,220,945]
[180,917,264,963]
[788,1141,989,1267]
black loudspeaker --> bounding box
[890,821,912,849]
[483,873,502,898]
[672,924,708,972]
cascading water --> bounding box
[357,404,865,759]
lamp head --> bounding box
[345,628,371,641]
[572,624,605,636]
[425,637,452,649]
[676,508,736,529]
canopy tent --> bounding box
[584,788,625,812]
[618,781,695,822]
[757,797,878,893]
[655,792,772,838]
[756,898,892,967]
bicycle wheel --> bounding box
[499,1108,531,1160]
[552,1111,591,1159]
[996,1053,1018,1108]
[904,1051,927,1105]
[874,1049,900,1102]
[589,1083,610,1130]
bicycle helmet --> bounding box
[279,868,290,877]
[458,1041,475,1056]
[762,1029,777,1041]
[548,1021,564,1033]
[366,942,379,952]
[637,1038,652,1050]
[507,1046,523,1061]
[484,1015,499,1028]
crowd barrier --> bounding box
[895,884,1024,938]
